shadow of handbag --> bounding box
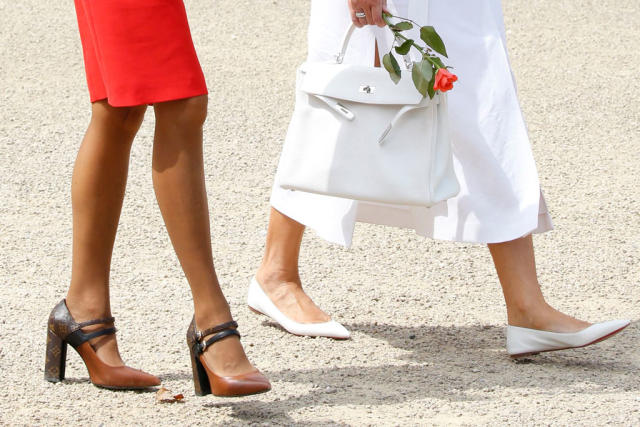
[277,24,460,207]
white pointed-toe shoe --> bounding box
[507,319,630,358]
[247,277,351,339]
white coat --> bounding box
[271,0,553,246]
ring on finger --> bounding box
[355,11,367,19]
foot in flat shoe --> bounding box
[507,319,630,357]
[508,303,591,333]
[255,271,330,324]
[248,278,350,339]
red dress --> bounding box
[74,0,208,106]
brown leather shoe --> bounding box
[44,300,161,390]
[186,317,271,397]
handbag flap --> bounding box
[298,62,424,105]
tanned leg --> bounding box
[489,234,590,332]
[152,95,254,376]
[255,208,330,323]
[65,100,147,366]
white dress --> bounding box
[271,0,553,247]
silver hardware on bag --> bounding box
[278,14,460,208]
[378,125,392,145]
[314,95,355,121]
[359,85,376,94]
[335,103,353,119]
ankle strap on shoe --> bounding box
[65,326,117,349]
[195,321,241,356]
[197,329,241,356]
[195,321,238,340]
[76,317,115,329]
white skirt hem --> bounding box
[271,190,553,248]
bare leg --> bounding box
[488,234,590,332]
[152,95,254,376]
[65,101,147,366]
[250,42,380,323]
[255,208,330,323]
[252,41,380,324]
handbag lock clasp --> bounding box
[359,85,375,94]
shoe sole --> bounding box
[211,387,272,398]
[94,383,160,391]
[248,305,349,340]
[509,323,630,359]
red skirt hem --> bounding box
[90,87,209,107]
[75,0,208,107]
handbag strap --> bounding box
[337,2,430,66]
[377,95,439,145]
[336,24,411,66]
[330,4,437,144]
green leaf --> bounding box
[383,53,402,84]
[427,70,436,99]
[420,26,448,57]
[390,21,413,31]
[411,60,433,97]
[395,39,413,55]
[429,55,446,69]
[382,12,394,26]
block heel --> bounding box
[44,327,67,383]
[188,342,211,396]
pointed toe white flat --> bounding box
[247,277,351,339]
[507,319,630,358]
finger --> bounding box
[363,6,374,26]
[382,0,390,16]
[352,16,364,28]
[350,7,364,27]
[354,9,367,27]
[348,0,362,28]
[372,4,385,27]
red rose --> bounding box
[433,68,458,92]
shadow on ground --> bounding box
[199,322,639,424]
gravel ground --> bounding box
[1,1,639,425]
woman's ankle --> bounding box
[65,290,112,322]
[507,301,590,331]
[256,266,301,289]
[193,300,234,330]
[506,299,554,329]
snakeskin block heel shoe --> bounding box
[186,317,271,397]
[45,300,161,390]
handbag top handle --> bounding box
[336,2,429,66]
[335,24,411,66]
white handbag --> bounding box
[277,24,460,207]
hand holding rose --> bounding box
[348,0,389,27]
